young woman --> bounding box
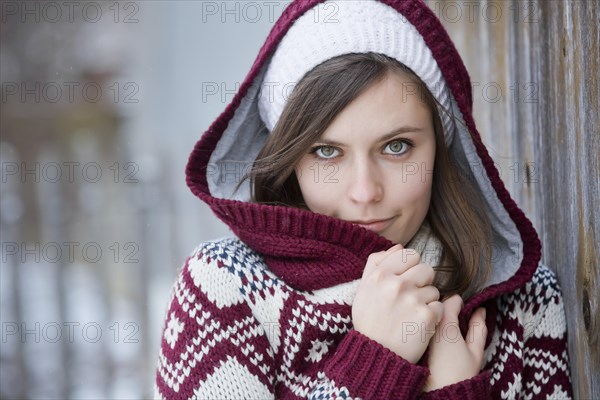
[155,1,573,398]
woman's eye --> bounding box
[383,140,411,155]
[313,146,339,159]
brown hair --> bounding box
[238,52,492,299]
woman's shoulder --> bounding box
[496,262,567,338]
[186,236,267,270]
[499,262,565,306]
[178,237,271,304]
[516,262,564,303]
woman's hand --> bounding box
[423,294,488,392]
[352,244,444,364]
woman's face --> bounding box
[296,71,436,245]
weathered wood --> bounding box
[431,0,600,397]
[537,2,600,397]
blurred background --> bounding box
[1,1,281,397]
[1,0,598,399]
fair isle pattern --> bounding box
[307,372,355,400]
[155,238,573,399]
[483,266,572,399]
[155,239,276,398]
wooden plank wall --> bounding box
[428,0,599,397]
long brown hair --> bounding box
[238,52,492,299]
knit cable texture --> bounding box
[154,238,573,399]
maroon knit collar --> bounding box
[185,0,541,316]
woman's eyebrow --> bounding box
[378,126,425,141]
[317,126,425,146]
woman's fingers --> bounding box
[466,307,488,359]
[416,285,440,304]
[381,248,421,276]
[441,294,463,323]
[363,243,403,277]
[427,300,444,325]
[398,262,435,287]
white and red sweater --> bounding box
[154,237,572,399]
[156,2,575,397]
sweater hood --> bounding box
[185,0,541,317]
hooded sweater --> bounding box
[154,0,574,399]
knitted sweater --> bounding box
[154,238,572,399]
[154,0,574,398]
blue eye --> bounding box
[312,146,340,159]
[383,139,412,155]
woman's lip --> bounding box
[351,217,395,232]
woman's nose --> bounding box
[346,159,384,204]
